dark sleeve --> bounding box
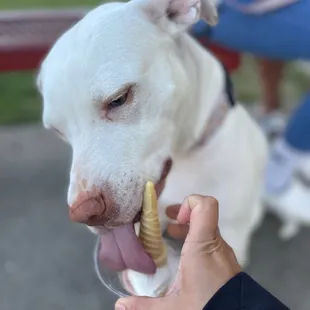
[203,272,290,310]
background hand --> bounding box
[166,204,188,239]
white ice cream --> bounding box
[124,244,180,297]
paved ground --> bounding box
[1,125,310,310]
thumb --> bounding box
[115,296,168,310]
[177,195,219,243]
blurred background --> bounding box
[0,1,309,310]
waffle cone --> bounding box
[139,181,167,267]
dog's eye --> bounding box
[108,92,128,109]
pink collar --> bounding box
[190,92,232,151]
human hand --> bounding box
[115,195,241,310]
[166,204,189,240]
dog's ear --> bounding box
[141,0,218,33]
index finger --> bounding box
[165,204,181,220]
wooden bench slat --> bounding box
[0,8,241,73]
[0,8,89,71]
[0,8,89,21]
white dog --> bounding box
[37,0,268,288]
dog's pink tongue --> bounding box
[99,223,156,274]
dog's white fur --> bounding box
[38,0,268,266]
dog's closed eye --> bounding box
[100,84,135,121]
[108,91,128,110]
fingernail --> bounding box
[115,303,126,310]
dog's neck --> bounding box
[172,34,228,156]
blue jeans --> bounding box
[192,1,310,60]
[190,1,310,151]
[284,94,310,151]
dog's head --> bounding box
[38,0,217,273]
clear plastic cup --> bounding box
[94,235,183,297]
[94,237,130,297]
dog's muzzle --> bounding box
[68,159,173,274]
[69,193,107,226]
[68,159,172,227]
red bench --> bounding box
[0,8,88,71]
[0,8,240,72]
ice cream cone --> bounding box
[139,181,167,267]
